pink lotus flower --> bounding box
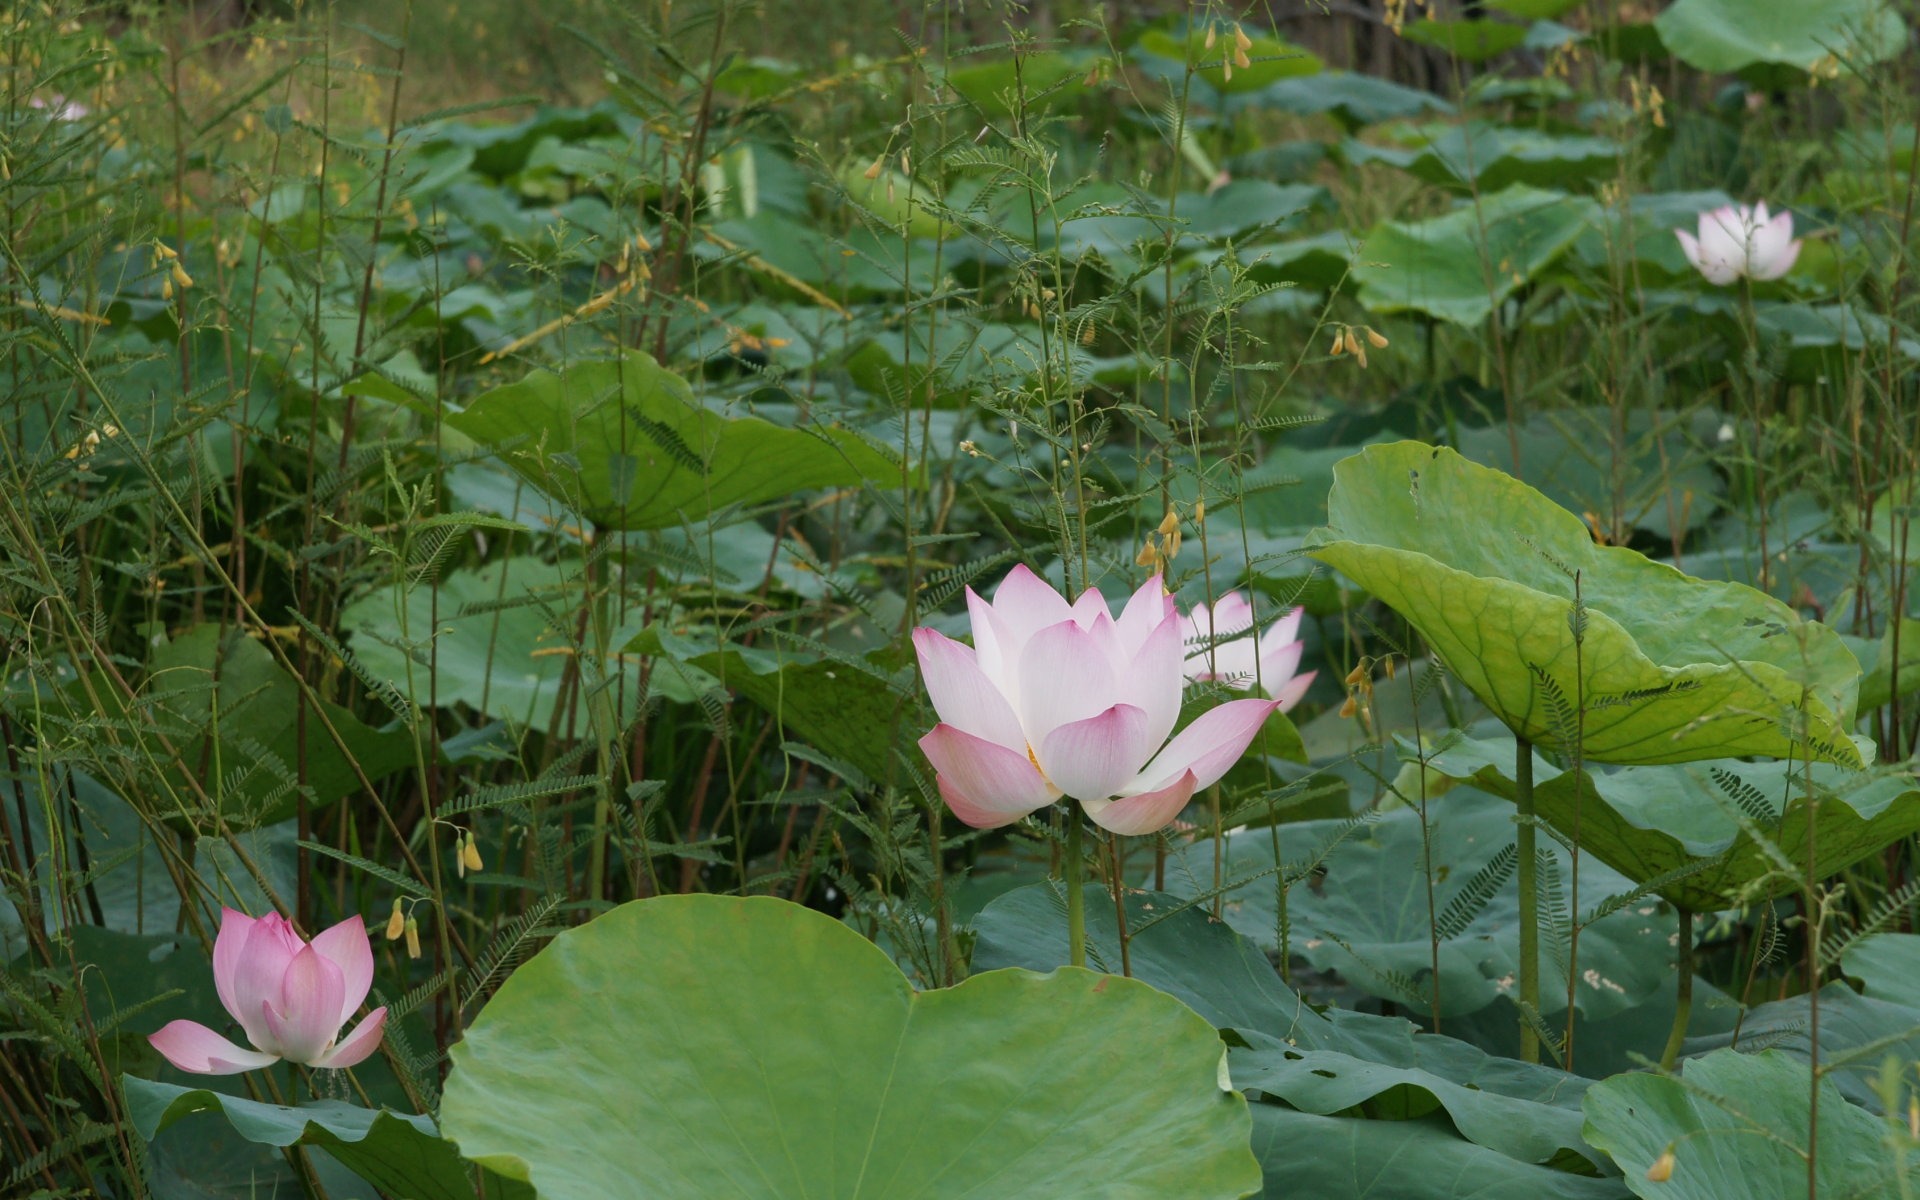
[914,565,1278,836]
[1674,202,1801,286]
[1184,593,1316,710]
[148,908,387,1075]
[28,94,88,121]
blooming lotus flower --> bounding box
[28,94,88,121]
[148,908,387,1075]
[1184,593,1316,711]
[1674,203,1801,286]
[914,565,1278,836]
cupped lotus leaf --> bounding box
[1148,787,1681,1020]
[440,895,1261,1200]
[1251,1107,1631,1200]
[126,1077,526,1200]
[1347,125,1618,193]
[447,353,902,529]
[1581,1049,1916,1199]
[1423,735,1920,910]
[1306,442,1861,765]
[1654,0,1907,73]
[1352,188,1598,326]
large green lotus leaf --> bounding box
[1306,442,1861,764]
[340,555,708,737]
[1353,188,1598,326]
[1250,1107,1631,1200]
[1581,1049,1914,1199]
[1569,190,1736,278]
[0,773,179,952]
[1654,0,1907,73]
[446,352,902,530]
[1150,787,1679,1020]
[1686,984,1920,1114]
[944,50,1090,117]
[1348,125,1617,193]
[971,884,1603,1170]
[1256,72,1452,130]
[126,1077,525,1200]
[31,626,415,829]
[440,895,1260,1200]
[1424,734,1920,909]
[625,626,913,786]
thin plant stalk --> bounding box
[1065,807,1087,969]
[1515,733,1540,1064]
[1658,906,1695,1072]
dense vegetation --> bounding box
[4,0,1920,1196]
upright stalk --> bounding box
[1065,808,1086,968]
[1515,733,1540,1063]
[1659,906,1695,1072]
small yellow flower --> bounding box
[384,898,405,941]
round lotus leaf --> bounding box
[440,895,1260,1200]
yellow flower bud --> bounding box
[462,831,484,874]
[1204,22,1217,50]
[1158,508,1180,538]
[384,898,405,941]
[1234,23,1253,51]
[1330,330,1345,356]
[1646,1149,1675,1183]
[863,155,884,180]
[404,916,422,959]
[1365,327,1389,349]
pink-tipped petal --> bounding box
[311,1007,388,1070]
[936,773,1029,829]
[309,915,376,1023]
[919,724,1058,823]
[1082,770,1198,836]
[230,913,302,1050]
[1674,228,1702,268]
[1266,606,1305,648]
[1208,592,1255,633]
[967,583,1013,687]
[1256,640,1307,697]
[990,565,1073,649]
[262,945,346,1066]
[1272,670,1317,714]
[1017,620,1121,744]
[1759,237,1801,280]
[1038,704,1153,801]
[1068,585,1111,630]
[1114,575,1175,658]
[148,1020,281,1075]
[1122,610,1186,747]
[210,907,259,1026]
[1135,698,1279,793]
[913,628,1026,749]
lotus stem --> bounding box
[1066,808,1087,969]
[1515,733,1540,1064]
[1660,906,1695,1072]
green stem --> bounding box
[1660,906,1695,1072]
[1066,808,1086,969]
[1516,733,1540,1064]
